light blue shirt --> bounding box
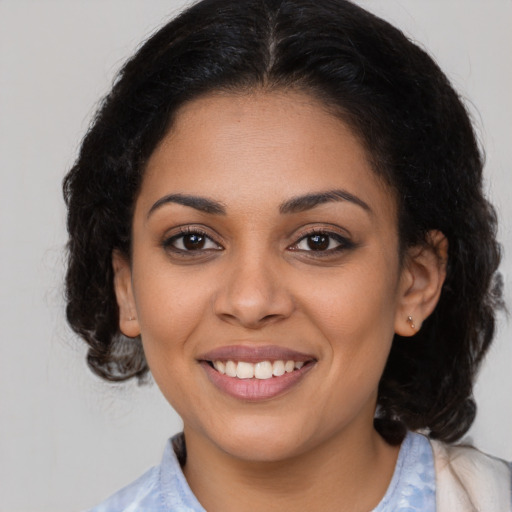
[87,431,435,511]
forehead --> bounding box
[139,90,397,221]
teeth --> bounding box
[213,361,225,374]
[212,359,307,379]
[254,361,273,379]
[273,360,285,376]
[236,361,254,379]
[225,360,237,377]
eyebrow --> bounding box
[147,193,226,218]
[147,188,371,218]
[279,189,372,214]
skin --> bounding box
[113,90,447,512]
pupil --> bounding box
[308,234,329,251]
[183,234,205,250]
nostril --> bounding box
[212,272,295,328]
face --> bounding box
[115,91,420,463]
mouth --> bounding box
[206,359,311,379]
[198,345,317,401]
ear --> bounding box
[394,230,448,336]
[112,250,141,338]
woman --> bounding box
[63,0,511,510]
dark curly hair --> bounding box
[63,0,502,444]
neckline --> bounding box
[160,431,432,512]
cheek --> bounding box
[131,264,212,373]
[303,263,399,335]
[133,270,211,418]
[298,258,400,391]
[300,268,398,416]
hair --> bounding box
[63,0,502,444]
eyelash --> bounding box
[162,227,223,255]
[289,229,354,255]
[162,227,354,257]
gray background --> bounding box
[0,1,510,510]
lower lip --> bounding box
[200,361,315,401]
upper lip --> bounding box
[198,345,316,363]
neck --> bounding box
[182,423,400,512]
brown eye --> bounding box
[306,234,330,251]
[164,230,222,252]
[291,231,354,254]
[182,233,206,250]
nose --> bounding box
[213,252,295,329]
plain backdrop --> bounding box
[0,1,511,510]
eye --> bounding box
[163,228,222,252]
[291,231,353,253]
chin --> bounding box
[206,415,319,463]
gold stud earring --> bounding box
[407,315,416,330]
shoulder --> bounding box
[84,435,203,512]
[430,438,512,512]
[85,466,161,512]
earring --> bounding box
[128,316,136,321]
[407,315,416,330]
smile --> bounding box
[211,360,305,379]
[198,345,316,401]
